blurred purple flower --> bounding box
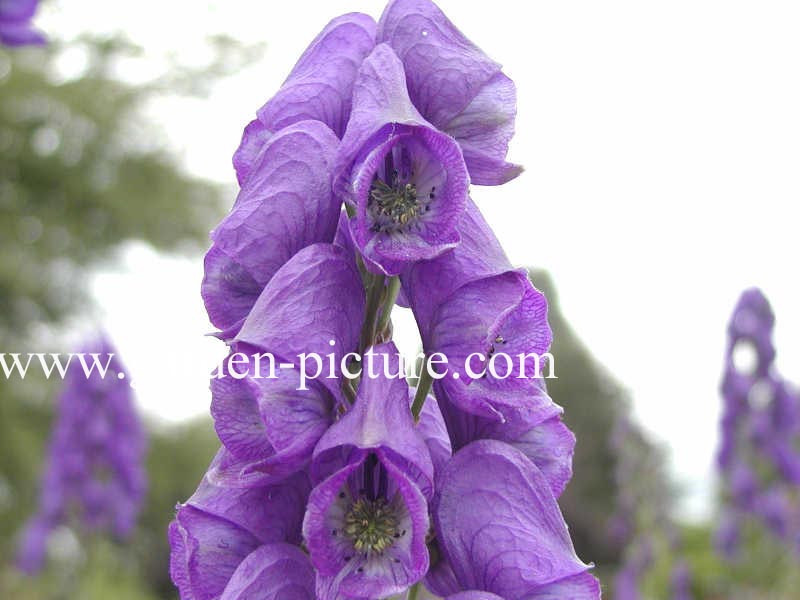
[17,335,146,574]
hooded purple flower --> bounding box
[17,335,146,574]
[403,200,553,421]
[377,0,522,185]
[235,0,520,189]
[0,0,44,46]
[169,448,315,600]
[334,43,469,275]
[303,343,433,599]
[209,244,365,486]
[203,121,342,339]
[431,440,599,599]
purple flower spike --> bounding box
[304,343,432,599]
[378,0,521,185]
[336,43,469,275]
[203,121,342,339]
[0,0,45,47]
[433,440,599,599]
[169,449,310,600]
[17,334,146,574]
[234,14,377,183]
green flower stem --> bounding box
[376,276,401,336]
[406,582,421,600]
[411,357,434,422]
[359,272,386,354]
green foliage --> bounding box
[0,33,246,598]
[0,39,224,341]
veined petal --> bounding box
[203,121,341,337]
[231,13,376,182]
[427,270,552,420]
[378,0,519,185]
[234,243,365,391]
[401,198,511,332]
[169,452,311,600]
[257,14,376,138]
[437,380,574,497]
[447,593,505,600]
[434,441,595,597]
[220,543,315,600]
[210,367,336,486]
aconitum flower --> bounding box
[431,440,600,598]
[169,449,314,600]
[0,0,44,46]
[209,244,365,486]
[202,121,342,339]
[17,335,146,574]
[437,376,575,497]
[304,343,433,599]
[334,43,469,276]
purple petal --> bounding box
[169,455,311,600]
[413,391,452,477]
[232,119,272,186]
[186,449,310,544]
[438,382,574,497]
[234,243,365,393]
[210,360,337,484]
[203,121,342,338]
[434,440,594,597]
[169,507,260,600]
[256,14,376,137]
[378,0,519,184]
[220,543,315,600]
[427,270,552,420]
[524,571,602,599]
[446,593,505,600]
[402,198,511,332]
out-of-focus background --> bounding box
[1,0,799,598]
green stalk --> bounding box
[406,583,421,600]
[376,276,401,337]
[359,272,386,354]
[411,357,434,421]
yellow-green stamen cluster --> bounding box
[344,497,398,554]
[369,178,420,232]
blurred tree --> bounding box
[529,270,664,572]
[0,34,254,597]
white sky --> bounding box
[39,1,800,519]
